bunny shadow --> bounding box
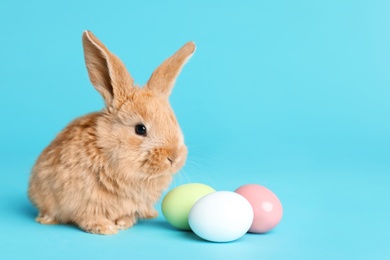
[5,194,81,232]
[20,201,38,221]
[4,193,38,222]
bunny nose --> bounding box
[167,157,173,165]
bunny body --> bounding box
[28,31,194,234]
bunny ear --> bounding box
[82,31,134,109]
[146,42,196,97]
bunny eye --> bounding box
[135,124,147,136]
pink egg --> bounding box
[235,184,283,233]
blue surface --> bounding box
[1,0,390,259]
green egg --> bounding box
[162,183,215,230]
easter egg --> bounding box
[188,191,254,242]
[162,183,215,230]
[235,184,283,233]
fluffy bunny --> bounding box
[28,31,195,235]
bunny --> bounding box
[28,31,195,235]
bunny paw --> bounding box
[115,215,136,230]
[79,220,118,235]
[36,213,59,225]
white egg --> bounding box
[188,191,254,242]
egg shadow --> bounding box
[246,230,276,236]
[137,219,209,242]
[180,230,209,243]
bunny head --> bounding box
[82,31,195,179]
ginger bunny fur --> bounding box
[28,31,195,235]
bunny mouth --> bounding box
[139,148,187,177]
[130,142,187,178]
[139,157,183,177]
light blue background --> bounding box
[1,0,389,259]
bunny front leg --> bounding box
[137,207,158,219]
